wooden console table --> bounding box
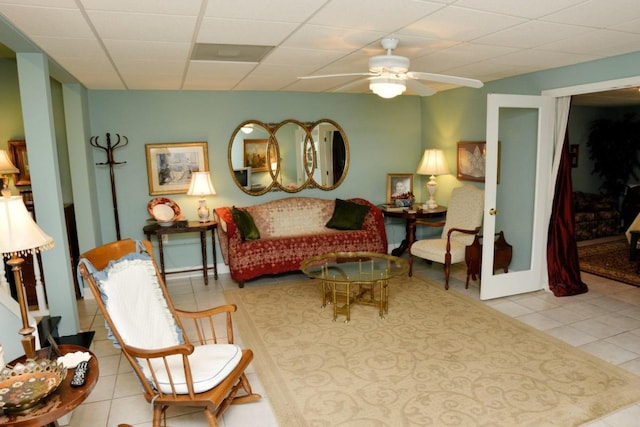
[143,221,218,285]
[381,206,447,256]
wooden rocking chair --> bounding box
[78,239,260,427]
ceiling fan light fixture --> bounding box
[370,78,406,99]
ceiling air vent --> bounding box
[191,43,274,63]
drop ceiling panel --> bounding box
[541,0,640,28]
[79,0,202,15]
[103,40,190,62]
[452,0,587,19]
[476,21,590,49]
[281,25,384,51]
[308,0,445,32]
[87,11,197,42]
[539,29,640,57]
[0,4,94,38]
[204,0,326,22]
[197,17,297,46]
[183,61,255,90]
[400,6,526,41]
[261,47,347,68]
[412,43,519,74]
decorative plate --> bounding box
[147,198,181,222]
[0,359,67,414]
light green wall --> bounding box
[420,51,640,242]
[86,90,423,266]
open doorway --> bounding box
[544,78,640,287]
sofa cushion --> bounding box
[326,198,371,230]
[232,206,260,241]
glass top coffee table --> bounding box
[300,252,408,323]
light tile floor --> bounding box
[67,257,640,427]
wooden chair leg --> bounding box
[408,253,414,277]
[444,254,451,290]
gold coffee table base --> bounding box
[301,252,407,323]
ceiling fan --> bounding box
[298,38,484,99]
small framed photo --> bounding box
[386,173,413,203]
[145,142,208,195]
[243,139,276,173]
[569,144,579,168]
[8,140,30,186]
[457,141,499,183]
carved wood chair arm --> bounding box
[124,343,195,359]
[446,226,481,239]
[175,304,237,345]
[446,226,481,253]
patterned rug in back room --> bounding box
[578,239,640,287]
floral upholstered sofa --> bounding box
[214,197,387,287]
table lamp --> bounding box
[187,172,216,222]
[0,149,19,197]
[416,149,450,210]
[0,195,54,359]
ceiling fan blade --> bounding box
[331,77,370,93]
[405,79,436,97]
[298,72,375,80]
[407,71,484,88]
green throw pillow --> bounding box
[231,206,260,241]
[326,199,371,230]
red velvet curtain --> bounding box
[547,129,588,296]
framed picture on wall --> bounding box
[386,173,413,203]
[145,142,208,195]
[243,139,276,173]
[8,140,30,186]
[457,141,500,183]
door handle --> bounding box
[489,208,497,216]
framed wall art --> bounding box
[570,144,579,168]
[386,173,413,203]
[457,141,500,183]
[243,139,276,173]
[145,142,208,195]
[8,140,30,186]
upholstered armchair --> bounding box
[409,185,485,289]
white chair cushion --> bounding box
[99,258,181,349]
[152,343,242,394]
[410,239,467,264]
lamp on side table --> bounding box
[0,195,55,358]
[416,149,450,210]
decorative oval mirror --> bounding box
[228,118,349,194]
[273,119,312,192]
[228,120,276,195]
[308,119,349,191]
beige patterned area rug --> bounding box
[225,277,640,426]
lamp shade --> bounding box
[0,150,18,174]
[187,172,216,197]
[0,196,54,258]
[416,149,450,176]
[369,77,406,99]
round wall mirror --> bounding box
[228,119,349,194]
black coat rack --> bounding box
[90,133,128,240]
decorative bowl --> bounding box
[395,198,414,208]
[0,359,67,414]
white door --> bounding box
[481,94,555,300]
